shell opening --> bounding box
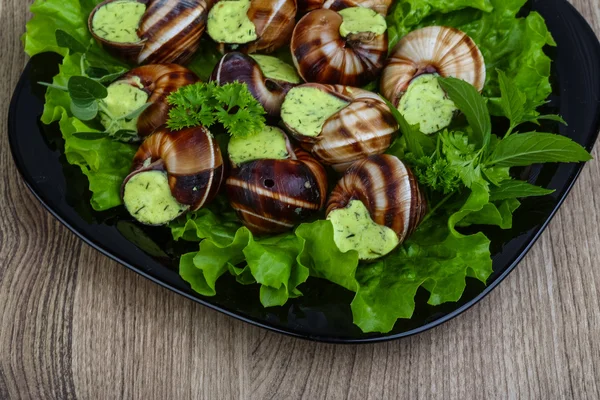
[338,7,387,38]
[207,0,258,44]
[91,0,146,44]
[99,79,149,138]
[249,55,301,84]
[228,126,292,166]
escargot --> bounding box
[226,147,328,234]
[281,83,398,171]
[122,125,225,226]
[100,64,199,140]
[211,53,301,119]
[291,8,388,86]
[381,26,486,134]
[297,0,393,15]
[206,0,297,54]
[89,0,213,65]
[326,155,427,260]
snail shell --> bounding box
[291,9,388,86]
[327,155,427,245]
[226,148,328,234]
[282,83,398,171]
[125,125,224,211]
[116,64,199,139]
[381,26,486,106]
[89,0,213,65]
[211,0,297,54]
[298,0,393,15]
[210,52,298,119]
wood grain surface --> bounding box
[1,1,599,399]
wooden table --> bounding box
[1,1,599,399]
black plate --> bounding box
[8,0,600,343]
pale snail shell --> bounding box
[89,0,213,65]
[226,148,328,234]
[125,125,225,211]
[213,0,297,54]
[116,64,199,139]
[282,84,399,172]
[381,26,486,106]
[297,0,393,15]
[327,154,428,246]
[210,52,297,119]
[291,9,389,87]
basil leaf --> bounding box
[72,131,108,140]
[381,96,434,158]
[487,132,592,167]
[489,180,555,201]
[55,29,87,54]
[497,69,526,127]
[68,76,108,104]
[70,100,98,121]
[439,77,491,149]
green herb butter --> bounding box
[207,0,257,44]
[91,0,146,43]
[100,79,149,135]
[123,171,189,226]
[228,126,290,166]
[338,7,387,38]
[281,87,349,138]
[328,200,399,260]
[399,74,458,135]
[250,55,301,84]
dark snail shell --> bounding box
[282,84,398,171]
[381,26,486,107]
[226,148,328,234]
[116,64,199,138]
[210,52,297,119]
[291,9,388,86]
[298,0,393,15]
[89,0,213,65]
[327,155,427,245]
[213,0,297,54]
[125,125,224,211]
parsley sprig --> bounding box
[166,81,266,138]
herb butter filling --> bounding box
[250,55,301,84]
[207,0,258,44]
[399,74,458,135]
[328,200,399,260]
[100,79,149,135]
[338,7,387,38]
[281,87,349,138]
[123,171,190,226]
[228,126,290,166]
[91,0,146,43]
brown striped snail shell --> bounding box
[381,26,486,107]
[291,9,388,86]
[210,52,297,119]
[115,64,199,139]
[327,155,427,247]
[226,148,328,234]
[89,0,213,65]
[298,0,393,15]
[282,84,398,172]
[125,125,225,211]
[210,0,297,54]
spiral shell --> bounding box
[226,148,328,234]
[327,155,427,245]
[291,9,388,86]
[125,125,224,211]
[298,0,393,15]
[116,64,199,138]
[381,26,486,106]
[282,84,398,171]
[89,0,213,65]
[211,52,297,119]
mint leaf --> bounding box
[497,69,526,128]
[487,132,592,167]
[68,76,108,104]
[489,180,555,201]
[381,96,434,158]
[439,77,491,149]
